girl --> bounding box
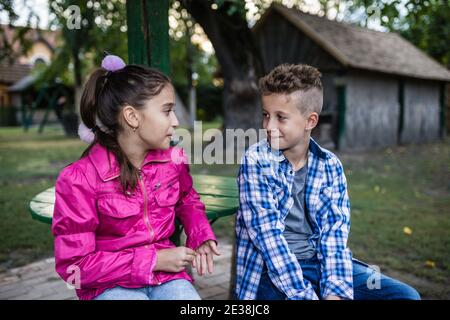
[52,55,220,300]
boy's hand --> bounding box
[192,240,221,276]
[155,246,196,273]
[325,295,342,300]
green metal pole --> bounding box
[439,82,447,138]
[336,85,346,150]
[126,0,170,75]
[126,0,176,242]
[397,79,405,144]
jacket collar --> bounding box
[88,143,172,182]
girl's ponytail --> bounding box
[80,69,109,127]
[79,68,108,147]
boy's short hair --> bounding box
[259,64,323,115]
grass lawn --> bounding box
[0,125,448,298]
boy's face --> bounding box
[262,92,317,151]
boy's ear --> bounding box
[121,105,140,128]
[306,112,319,131]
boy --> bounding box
[235,64,420,300]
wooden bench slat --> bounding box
[194,188,238,198]
[202,196,238,207]
[192,175,236,187]
[32,192,56,204]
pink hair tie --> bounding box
[78,121,95,144]
[101,54,126,72]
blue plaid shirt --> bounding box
[235,138,353,300]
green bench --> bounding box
[29,174,239,245]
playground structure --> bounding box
[19,82,73,134]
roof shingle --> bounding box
[0,61,31,84]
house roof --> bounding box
[0,61,31,84]
[254,3,450,82]
[0,25,59,86]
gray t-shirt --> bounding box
[283,164,316,260]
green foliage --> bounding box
[346,0,450,66]
[175,84,223,121]
[399,0,450,66]
[170,36,218,87]
[37,0,128,87]
[214,0,247,18]
[0,0,36,63]
[39,0,218,93]
[169,1,218,86]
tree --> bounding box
[181,0,265,132]
[399,0,450,66]
[0,0,39,63]
[345,0,450,66]
[169,3,218,88]
[42,0,128,115]
[180,0,340,132]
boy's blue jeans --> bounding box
[256,256,421,300]
[94,279,201,300]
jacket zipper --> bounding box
[138,169,161,285]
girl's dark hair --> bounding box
[80,64,171,192]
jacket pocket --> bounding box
[97,194,142,236]
[154,178,180,207]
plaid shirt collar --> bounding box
[264,137,328,163]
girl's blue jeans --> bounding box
[94,279,201,300]
[256,256,421,300]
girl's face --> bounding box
[137,84,179,150]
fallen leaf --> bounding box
[425,260,436,268]
[403,227,413,235]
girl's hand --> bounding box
[155,246,196,273]
[192,240,221,276]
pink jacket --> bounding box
[52,143,216,300]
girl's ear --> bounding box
[306,112,319,131]
[121,105,140,129]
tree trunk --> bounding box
[73,50,82,117]
[223,78,262,131]
[74,86,82,117]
